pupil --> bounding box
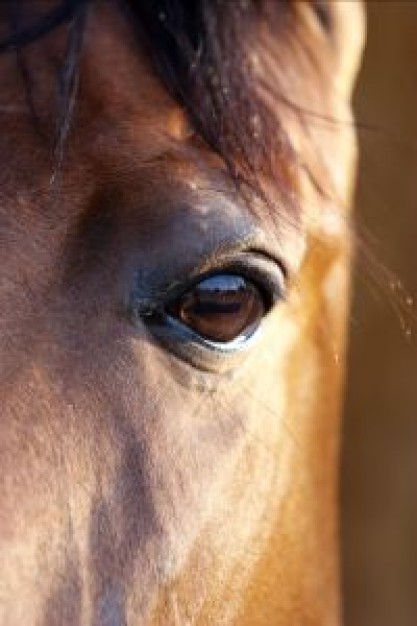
[167,274,265,343]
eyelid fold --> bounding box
[131,250,287,319]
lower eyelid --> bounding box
[131,294,274,375]
[162,310,264,352]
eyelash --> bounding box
[133,257,286,322]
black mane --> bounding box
[0,0,298,208]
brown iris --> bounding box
[166,274,266,343]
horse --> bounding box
[0,1,365,624]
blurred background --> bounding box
[342,2,417,626]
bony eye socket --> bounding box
[165,273,266,344]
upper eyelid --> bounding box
[131,251,286,319]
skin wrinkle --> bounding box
[0,2,364,625]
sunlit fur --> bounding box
[0,1,364,624]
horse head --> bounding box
[0,2,364,624]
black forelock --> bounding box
[125,0,295,191]
[0,0,298,209]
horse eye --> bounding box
[165,274,266,344]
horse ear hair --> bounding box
[321,1,366,98]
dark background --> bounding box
[343,2,417,625]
